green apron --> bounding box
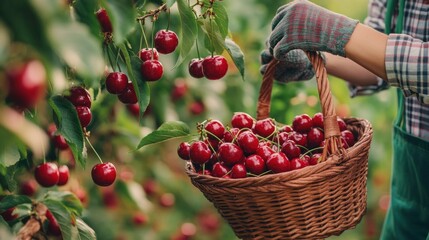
[381,1,429,238]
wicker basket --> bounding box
[185,52,372,240]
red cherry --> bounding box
[19,179,38,196]
[237,131,259,155]
[171,80,188,101]
[141,60,163,81]
[312,112,324,129]
[341,130,356,147]
[46,210,61,236]
[307,128,324,149]
[223,128,240,143]
[290,158,306,171]
[35,162,59,187]
[188,58,204,78]
[230,164,247,179]
[197,169,212,175]
[132,212,147,226]
[218,143,244,166]
[231,112,254,129]
[189,141,212,165]
[266,152,290,173]
[177,142,191,160]
[48,124,68,150]
[309,153,322,165]
[204,138,220,152]
[6,60,46,109]
[180,222,197,239]
[1,207,18,221]
[197,212,220,233]
[65,86,92,108]
[279,125,293,133]
[57,165,69,186]
[202,55,228,80]
[76,106,92,128]
[126,103,140,117]
[91,162,116,187]
[102,187,119,208]
[255,144,275,161]
[272,132,290,146]
[301,155,310,167]
[211,162,230,178]
[289,132,307,148]
[189,101,205,115]
[159,193,175,208]
[106,72,128,94]
[204,120,225,140]
[138,48,159,62]
[154,29,179,54]
[253,118,276,138]
[142,179,158,196]
[292,114,313,133]
[281,140,301,159]
[337,118,347,131]
[245,154,266,175]
[118,82,138,104]
[95,8,112,33]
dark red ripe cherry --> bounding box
[177,142,191,160]
[1,207,18,221]
[230,164,247,179]
[211,162,229,178]
[126,103,140,117]
[35,162,59,187]
[237,131,259,154]
[312,112,324,129]
[205,138,220,152]
[46,210,61,236]
[138,48,159,62]
[65,86,91,108]
[133,212,147,226]
[95,8,113,33]
[189,101,205,115]
[223,128,240,143]
[91,162,117,187]
[255,144,275,161]
[218,143,244,166]
[231,112,254,129]
[106,72,128,94]
[188,58,204,78]
[245,154,266,175]
[279,125,293,133]
[189,141,212,165]
[118,82,138,104]
[154,29,179,54]
[290,158,306,171]
[48,124,68,150]
[289,132,307,148]
[253,118,276,138]
[141,60,163,81]
[19,179,38,196]
[57,165,69,186]
[281,140,301,159]
[76,106,92,128]
[337,118,347,131]
[309,153,322,165]
[202,55,228,80]
[266,152,290,173]
[6,60,46,109]
[307,128,324,148]
[171,80,188,101]
[273,132,289,146]
[204,120,225,140]
[292,114,313,133]
[341,130,356,147]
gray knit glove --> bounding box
[269,0,359,59]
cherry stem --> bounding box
[166,8,171,31]
[139,21,150,50]
[85,136,103,164]
[136,3,167,22]
[195,37,201,59]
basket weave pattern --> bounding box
[186,52,372,239]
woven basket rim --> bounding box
[186,117,372,189]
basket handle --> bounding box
[256,51,343,162]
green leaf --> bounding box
[118,43,150,126]
[199,19,224,54]
[137,121,190,149]
[43,191,83,217]
[0,195,32,211]
[105,0,136,44]
[166,0,176,8]
[212,1,228,38]
[47,21,104,89]
[224,38,245,80]
[76,218,96,240]
[49,96,86,168]
[43,199,74,240]
[175,0,198,66]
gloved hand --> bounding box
[268,0,359,60]
[259,48,315,83]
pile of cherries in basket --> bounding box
[177,112,357,179]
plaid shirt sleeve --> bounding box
[348,0,391,98]
[385,34,429,104]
